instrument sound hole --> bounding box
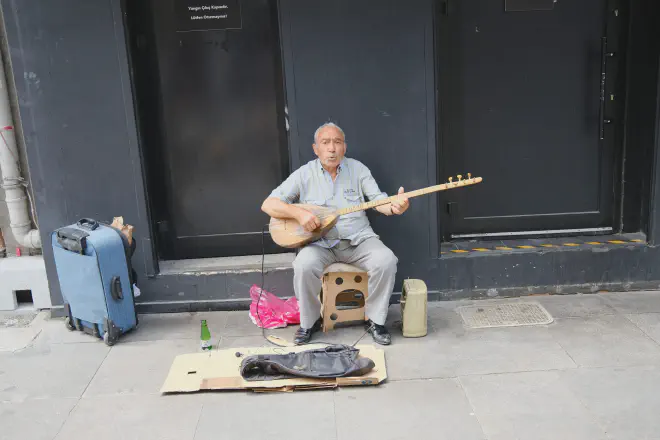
[354,275,362,283]
[335,277,344,285]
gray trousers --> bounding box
[292,237,398,328]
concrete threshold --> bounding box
[158,252,296,275]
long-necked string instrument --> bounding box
[269,174,483,248]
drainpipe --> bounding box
[0,51,40,249]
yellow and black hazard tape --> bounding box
[442,238,645,255]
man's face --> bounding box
[313,126,346,169]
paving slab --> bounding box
[624,312,660,344]
[84,339,199,397]
[0,327,41,352]
[216,334,276,349]
[37,317,102,344]
[0,397,78,440]
[334,379,485,440]
[460,371,607,440]
[0,342,109,402]
[534,294,617,318]
[560,365,660,440]
[383,324,575,380]
[427,303,468,333]
[194,391,336,440]
[601,291,660,314]
[548,314,660,367]
[220,323,368,347]
[219,310,269,337]
[55,394,203,440]
[122,313,200,342]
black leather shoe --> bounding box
[294,318,322,345]
[365,319,391,345]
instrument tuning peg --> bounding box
[468,173,472,179]
[448,177,453,183]
[457,175,463,181]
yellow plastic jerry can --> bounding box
[401,279,428,337]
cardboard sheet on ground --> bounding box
[160,344,387,393]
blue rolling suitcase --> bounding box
[52,218,138,346]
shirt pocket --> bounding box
[343,194,363,206]
[301,198,326,207]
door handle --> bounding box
[447,202,458,218]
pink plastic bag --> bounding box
[249,284,300,329]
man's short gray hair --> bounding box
[314,122,346,143]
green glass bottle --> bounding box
[200,319,211,350]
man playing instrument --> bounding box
[261,122,409,345]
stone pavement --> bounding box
[3,291,660,440]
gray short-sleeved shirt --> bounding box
[268,158,389,248]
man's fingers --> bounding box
[303,217,320,232]
[299,213,321,232]
[395,187,410,208]
[391,196,409,216]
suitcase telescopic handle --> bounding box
[77,218,99,231]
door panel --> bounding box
[438,0,624,238]
[132,0,288,258]
[278,0,438,263]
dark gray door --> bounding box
[438,0,625,239]
[278,0,438,266]
[128,0,288,259]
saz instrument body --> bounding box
[268,175,483,249]
[269,204,340,249]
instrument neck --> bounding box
[336,183,450,216]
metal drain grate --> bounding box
[0,312,38,328]
[457,302,553,329]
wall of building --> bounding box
[2,0,660,314]
[0,0,155,307]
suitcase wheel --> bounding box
[65,317,76,332]
[103,318,120,346]
[103,331,117,347]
